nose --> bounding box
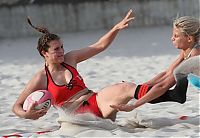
[171,36,175,41]
[59,47,64,52]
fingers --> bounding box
[126,17,135,22]
[125,9,132,18]
[110,105,120,111]
[26,103,47,120]
[36,109,47,116]
[33,110,47,119]
[122,9,134,28]
[110,105,116,109]
[110,104,134,112]
[125,9,135,20]
[114,9,135,30]
[110,104,125,111]
[110,104,119,109]
[28,101,38,111]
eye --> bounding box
[174,34,178,38]
[54,47,59,51]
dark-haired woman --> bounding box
[12,10,136,121]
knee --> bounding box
[121,82,136,90]
[179,97,186,104]
[120,82,136,98]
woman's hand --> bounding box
[25,102,48,120]
[114,9,134,30]
[110,104,136,112]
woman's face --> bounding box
[171,26,191,50]
[44,39,65,63]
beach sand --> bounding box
[0,26,199,137]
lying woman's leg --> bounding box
[96,82,137,121]
[135,77,188,104]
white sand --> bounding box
[0,26,199,137]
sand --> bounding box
[0,26,199,137]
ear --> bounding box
[187,36,194,43]
[41,50,48,57]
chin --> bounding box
[56,59,63,63]
[59,59,64,63]
[174,45,179,49]
[58,57,64,63]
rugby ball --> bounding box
[23,90,52,111]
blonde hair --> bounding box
[174,16,200,45]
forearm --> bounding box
[73,26,120,63]
[95,26,120,50]
[134,74,175,108]
[133,85,169,108]
[12,103,27,118]
[144,71,167,85]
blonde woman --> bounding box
[111,16,200,112]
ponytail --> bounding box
[27,17,50,35]
[27,17,60,57]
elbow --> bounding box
[156,77,175,91]
[12,103,24,118]
[178,95,187,104]
[179,100,186,104]
[155,83,170,91]
[12,104,16,115]
[152,83,171,96]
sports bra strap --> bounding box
[184,44,200,60]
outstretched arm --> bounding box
[111,74,175,111]
[132,74,175,109]
[144,52,184,86]
[111,52,184,112]
[65,9,134,64]
[143,71,167,86]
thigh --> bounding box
[96,82,136,119]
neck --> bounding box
[183,44,196,59]
[46,62,63,72]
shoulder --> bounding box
[34,68,46,80]
[28,68,47,89]
[191,46,200,57]
[167,53,184,72]
[64,51,77,68]
[19,68,47,96]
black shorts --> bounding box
[134,77,188,104]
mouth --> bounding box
[58,55,64,58]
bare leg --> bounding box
[96,82,136,121]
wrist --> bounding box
[19,111,28,119]
[18,109,29,119]
[113,25,120,31]
[133,101,142,109]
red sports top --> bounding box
[45,62,88,107]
